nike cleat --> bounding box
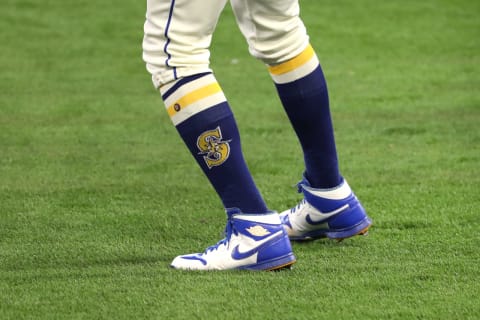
[280,176,372,241]
[170,208,296,271]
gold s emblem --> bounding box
[246,225,271,237]
[197,126,231,169]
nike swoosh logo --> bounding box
[306,204,349,225]
[231,231,283,260]
[180,255,207,265]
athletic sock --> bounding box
[269,44,341,189]
[160,73,268,213]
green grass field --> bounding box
[1,0,479,319]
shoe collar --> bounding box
[298,173,347,194]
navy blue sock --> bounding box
[269,46,341,188]
[161,73,268,213]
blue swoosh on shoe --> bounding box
[231,232,283,260]
[305,204,349,225]
[180,255,207,265]
[231,245,259,260]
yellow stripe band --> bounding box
[268,44,315,75]
[166,82,222,117]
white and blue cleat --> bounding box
[280,177,372,241]
[170,208,296,271]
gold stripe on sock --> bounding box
[268,44,315,75]
[166,82,222,117]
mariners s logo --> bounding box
[197,126,231,169]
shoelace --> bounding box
[276,178,310,223]
[205,217,235,253]
[290,198,307,214]
[288,179,309,214]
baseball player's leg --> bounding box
[142,0,295,270]
[231,0,371,240]
[231,0,339,188]
[143,0,226,87]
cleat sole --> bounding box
[289,218,372,242]
[336,225,371,242]
[268,260,296,271]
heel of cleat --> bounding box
[336,225,371,242]
[268,260,296,271]
[358,226,370,236]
